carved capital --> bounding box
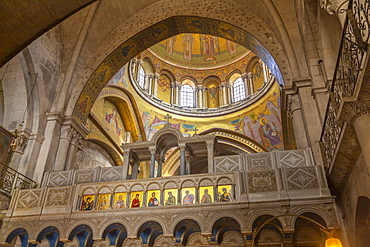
[320,0,347,15]
[348,100,370,123]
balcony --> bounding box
[0,149,337,246]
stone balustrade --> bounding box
[0,149,337,246]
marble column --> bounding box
[179,144,186,175]
[149,147,156,178]
[53,124,73,171]
[353,111,370,169]
[153,73,160,96]
[241,73,250,95]
[225,82,232,104]
[206,141,214,173]
[136,59,143,81]
[287,94,309,149]
[175,82,181,105]
[157,156,164,177]
[122,149,130,180]
[185,152,192,175]
[144,73,152,92]
[247,72,254,95]
[131,159,140,179]
[64,130,81,170]
[170,82,176,104]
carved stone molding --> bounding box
[320,0,348,15]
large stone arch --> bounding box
[207,211,246,233]
[65,0,299,121]
[132,217,168,237]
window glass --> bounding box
[180,84,194,107]
[233,77,245,102]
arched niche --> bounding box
[203,76,221,108]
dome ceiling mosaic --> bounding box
[148,33,251,70]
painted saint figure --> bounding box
[201,189,212,203]
[131,194,141,208]
[114,195,125,209]
[148,192,159,207]
[98,195,109,210]
[260,117,281,147]
[165,192,176,206]
[82,197,94,211]
[105,107,121,135]
[183,190,194,204]
[218,188,231,202]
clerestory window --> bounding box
[233,77,246,102]
[138,65,145,88]
[180,84,194,107]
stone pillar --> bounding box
[220,83,227,105]
[149,147,156,178]
[287,94,309,149]
[225,82,232,104]
[131,159,140,179]
[185,151,192,175]
[247,72,254,95]
[170,82,176,104]
[175,82,181,105]
[196,85,205,108]
[179,144,186,175]
[241,73,250,95]
[206,141,214,173]
[353,112,370,168]
[53,124,73,171]
[135,59,143,81]
[122,149,130,180]
[64,130,81,170]
[144,73,152,92]
[153,73,160,96]
[157,156,164,177]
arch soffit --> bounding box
[66,222,96,241]
[72,14,288,125]
[208,213,246,233]
[203,75,221,86]
[160,69,176,82]
[2,224,31,243]
[85,139,122,166]
[96,86,145,141]
[170,217,204,234]
[245,56,261,73]
[132,218,168,237]
[97,220,130,239]
[246,210,285,231]
[289,207,333,229]
[180,76,197,87]
[151,125,183,145]
[141,57,155,73]
[226,69,242,84]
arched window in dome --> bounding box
[233,77,246,102]
[180,84,194,107]
[138,65,145,88]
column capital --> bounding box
[178,143,186,151]
[348,100,370,123]
[149,146,157,154]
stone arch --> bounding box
[141,57,155,74]
[0,222,33,243]
[65,222,97,242]
[35,226,61,247]
[173,219,202,246]
[246,209,284,231]
[82,187,96,195]
[181,179,196,188]
[130,183,144,192]
[151,125,183,145]
[72,14,287,124]
[208,213,245,233]
[100,222,128,246]
[113,184,128,193]
[289,206,333,229]
[146,182,161,191]
[211,217,242,245]
[4,227,29,247]
[164,180,178,189]
[136,220,164,246]
[132,218,168,237]
[98,186,112,194]
[180,75,198,86]
[170,216,205,234]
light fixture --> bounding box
[325,237,343,247]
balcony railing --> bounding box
[0,162,36,197]
[320,0,370,169]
